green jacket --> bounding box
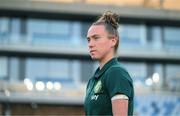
[84,58,134,115]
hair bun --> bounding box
[97,11,119,29]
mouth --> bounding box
[90,50,96,54]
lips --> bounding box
[90,50,96,54]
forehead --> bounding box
[87,25,107,37]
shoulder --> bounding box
[103,63,134,98]
[106,64,133,83]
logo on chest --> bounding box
[94,80,102,93]
[91,95,99,100]
[91,80,102,101]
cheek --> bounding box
[98,41,111,52]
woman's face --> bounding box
[87,25,116,61]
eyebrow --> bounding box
[87,34,100,40]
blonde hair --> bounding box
[93,11,119,53]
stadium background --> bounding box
[0,0,180,115]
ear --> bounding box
[111,37,117,48]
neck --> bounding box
[99,53,115,70]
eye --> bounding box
[87,38,90,43]
[94,36,100,40]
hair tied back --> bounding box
[97,11,119,29]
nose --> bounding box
[88,39,95,48]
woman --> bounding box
[84,11,134,116]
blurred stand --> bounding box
[0,0,180,115]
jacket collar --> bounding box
[94,57,118,79]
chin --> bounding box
[91,56,100,60]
